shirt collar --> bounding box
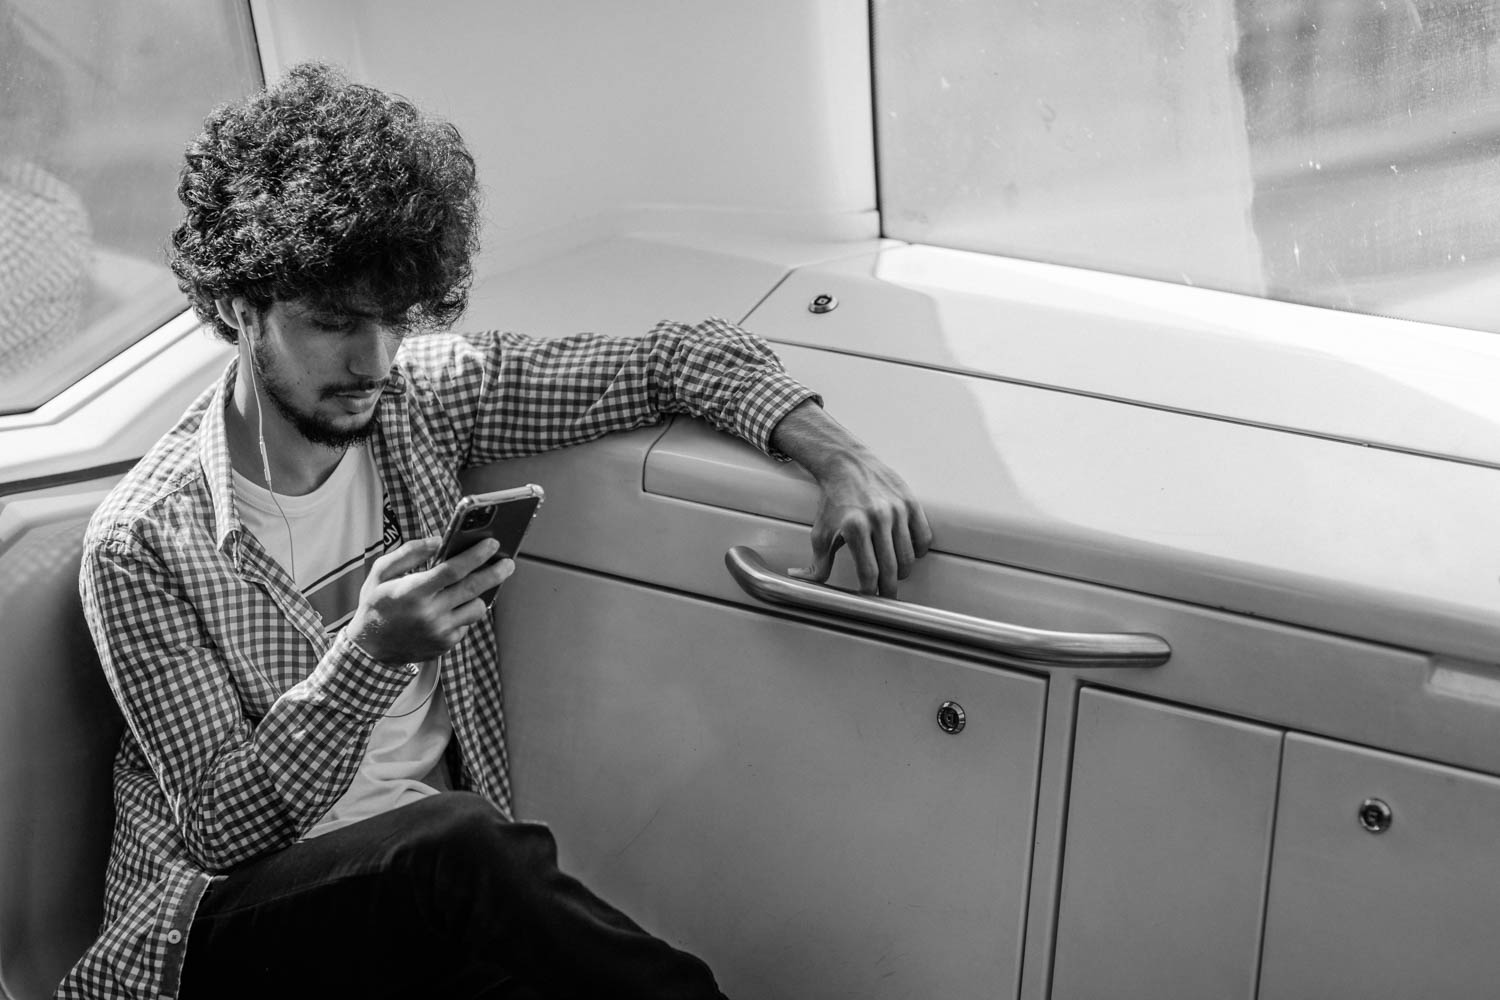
[199,359,243,555]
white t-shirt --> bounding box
[233,444,452,838]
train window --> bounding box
[0,0,259,416]
[874,0,1500,335]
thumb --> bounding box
[789,533,843,583]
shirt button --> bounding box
[166,928,183,945]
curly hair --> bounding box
[170,62,480,343]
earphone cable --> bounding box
[240,309,299,585]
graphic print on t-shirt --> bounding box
[306,496,403,633]
[232,448,403,633]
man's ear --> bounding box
[214,297,254,338]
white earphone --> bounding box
[237,304,298,582]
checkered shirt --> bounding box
[58,318,817,1000]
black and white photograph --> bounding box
[2,3,1499,998]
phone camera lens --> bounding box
[460,507,493,531]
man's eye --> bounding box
[312,316,355,333]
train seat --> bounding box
[0,493,122,1000]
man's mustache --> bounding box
[325,380,387,396]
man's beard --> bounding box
[251,346,380,450]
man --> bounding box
[62,63,930,1000]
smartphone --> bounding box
[432,484,545,606]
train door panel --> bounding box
[498,559,1046,1000]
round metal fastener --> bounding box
[1358,797,1393,834]
[937,700,966,734]
[808,293,838,314]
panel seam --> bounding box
[1252,732,1288,998]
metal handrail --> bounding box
[725,546,1171,668]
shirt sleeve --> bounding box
[403,316,822,468]
[81,529,416,871]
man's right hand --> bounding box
[347,536,515,664]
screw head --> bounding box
[1358,798,1393,834]
[937,701,966,734]
[808,293,838,314]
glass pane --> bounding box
[0,0,260,415]
[874,0,1500,334]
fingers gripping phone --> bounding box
[432,484,545,607]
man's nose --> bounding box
[349,323,398,377]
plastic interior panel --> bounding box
[1051,689,1281,1000]
[476,432,1500,781]
[0,315,232,488]
[0,489,123,1000]
[746,244,1500,469]
[463,238,792,342]
[496,558,1046,1000]
[643,345,1500,665]
[251,0,880,268]
[1259,734,1500,998]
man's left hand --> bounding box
[770,400,932,597]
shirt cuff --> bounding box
[301,630,421,718]
[738,370,823,462]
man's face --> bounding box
[248,299,407,449]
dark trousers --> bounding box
[180,792,726,1000]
